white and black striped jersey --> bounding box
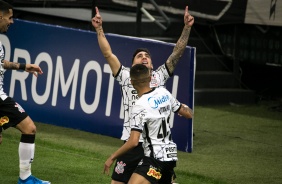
[115,64,171,141]
[130,87,181,162]
[0,42,7,99]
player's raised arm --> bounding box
[92,7,121,76]
[166,6,194,74]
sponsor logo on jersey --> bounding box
[131,89,138,94]
[15,103,25,113]
[115,161,126,174]
[158,105,170,114]
[0,116,9,126]
[131,90,139,106]
[132,94,139,101]
[148,95,169,109]
[167,153,177,158]
[165,146,176,153]
[147,167,162,180]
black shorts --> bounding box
[134,156,176,184]
[111,141,144,183]
[0,97,28,130]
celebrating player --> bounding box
[104,64,193,183]
[92,5,194,184]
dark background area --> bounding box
[5,0,282,105]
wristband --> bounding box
[19,63,26,70]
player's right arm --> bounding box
[2,60,43,77]
[168,88,193,119]
[165,6,194,74]
[92,7,121,76]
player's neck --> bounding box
[137,87,152,98]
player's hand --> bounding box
[92,7,102,29]
[104,156,114,175]
[25,64,43,77]
[184,6,194,27]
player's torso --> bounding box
[137,88,177,161]
[116,65,169,140]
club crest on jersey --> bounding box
[150,76,158,87]
[15,103,25,113]
[0,116,9,126]
[147,167,162,180]
[115,161,126,174]
[148,95,169,109]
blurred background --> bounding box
[7,0,282,107]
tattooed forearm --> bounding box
[96,27,105,38]
[166,55,179,72]
[166,26,191,73]
[3,60,20,70]
[182,104,193,118]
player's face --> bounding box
[132,51,153,70]
[0,9,13,33]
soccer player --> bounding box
[0,1,50,183]
[104,64,193,183]
[92,5,194,184]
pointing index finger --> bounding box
[184,6,189,17]
[95,7,100,16]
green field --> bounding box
[1,100,282,184]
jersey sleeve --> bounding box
[130,105,146,133]
[163,88,181,113]
[154,64,171,86]
[114,64,131,85]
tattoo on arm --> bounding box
[97,27,105,37]
[166,27,191,73]
[183,104,193,117]
[3,61,20,70]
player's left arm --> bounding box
[178,104,193,119]
[166,6,194,74]
[2,60,43,77]
[104,130,140,175]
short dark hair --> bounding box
[0,1,13,14]
[130,64,149,80]
[132,48,151,63]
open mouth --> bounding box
[142,61,148,64]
